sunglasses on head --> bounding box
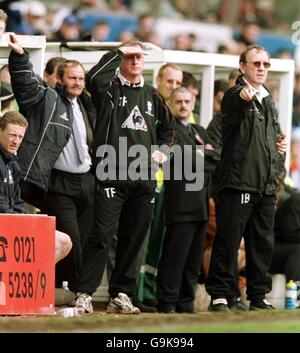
[245,61,271,69]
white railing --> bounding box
[0,34,46,76]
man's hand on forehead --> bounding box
[119,45,147,56]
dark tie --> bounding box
[72,102,85,164]
[189,124,205,145]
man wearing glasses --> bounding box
[206,44,288,311]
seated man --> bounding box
[0,111,73,303]
[271,171,300,285]
[55,230,72,265]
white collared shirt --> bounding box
[117,72,144,87]
[243,78,269,103]
[54,97,91,173]
[179,119,189,126]
[255,85,269,104]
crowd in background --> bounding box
[0,0,297,55]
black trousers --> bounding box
[157,221,207,311]
[20,180,47,211]
[42,169,95,290]
[206,188,275,301]
[76,181,155,298]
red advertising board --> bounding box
[0,214,55,315]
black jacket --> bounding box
[86,49,175,180]
[216,75,285,195]
[275,191,300,244]
[206,112,222,155]
[164,120,219,224]
[8,50,96,191]
[0,146,25,213]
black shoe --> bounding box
[228,297,248,311]
[177,308,197,314]
[158,304,176,313]
[249,298,275,311]
[209,298,230,312]
[143,298,158,307]
[132,298,157,313]
[176,303,196,314]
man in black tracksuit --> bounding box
[0,111,72,271]
[8,33,96,290]
[0,112,27,214]
[75,41,174,314]
[156,87,218,313]
[206,44,287,311]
